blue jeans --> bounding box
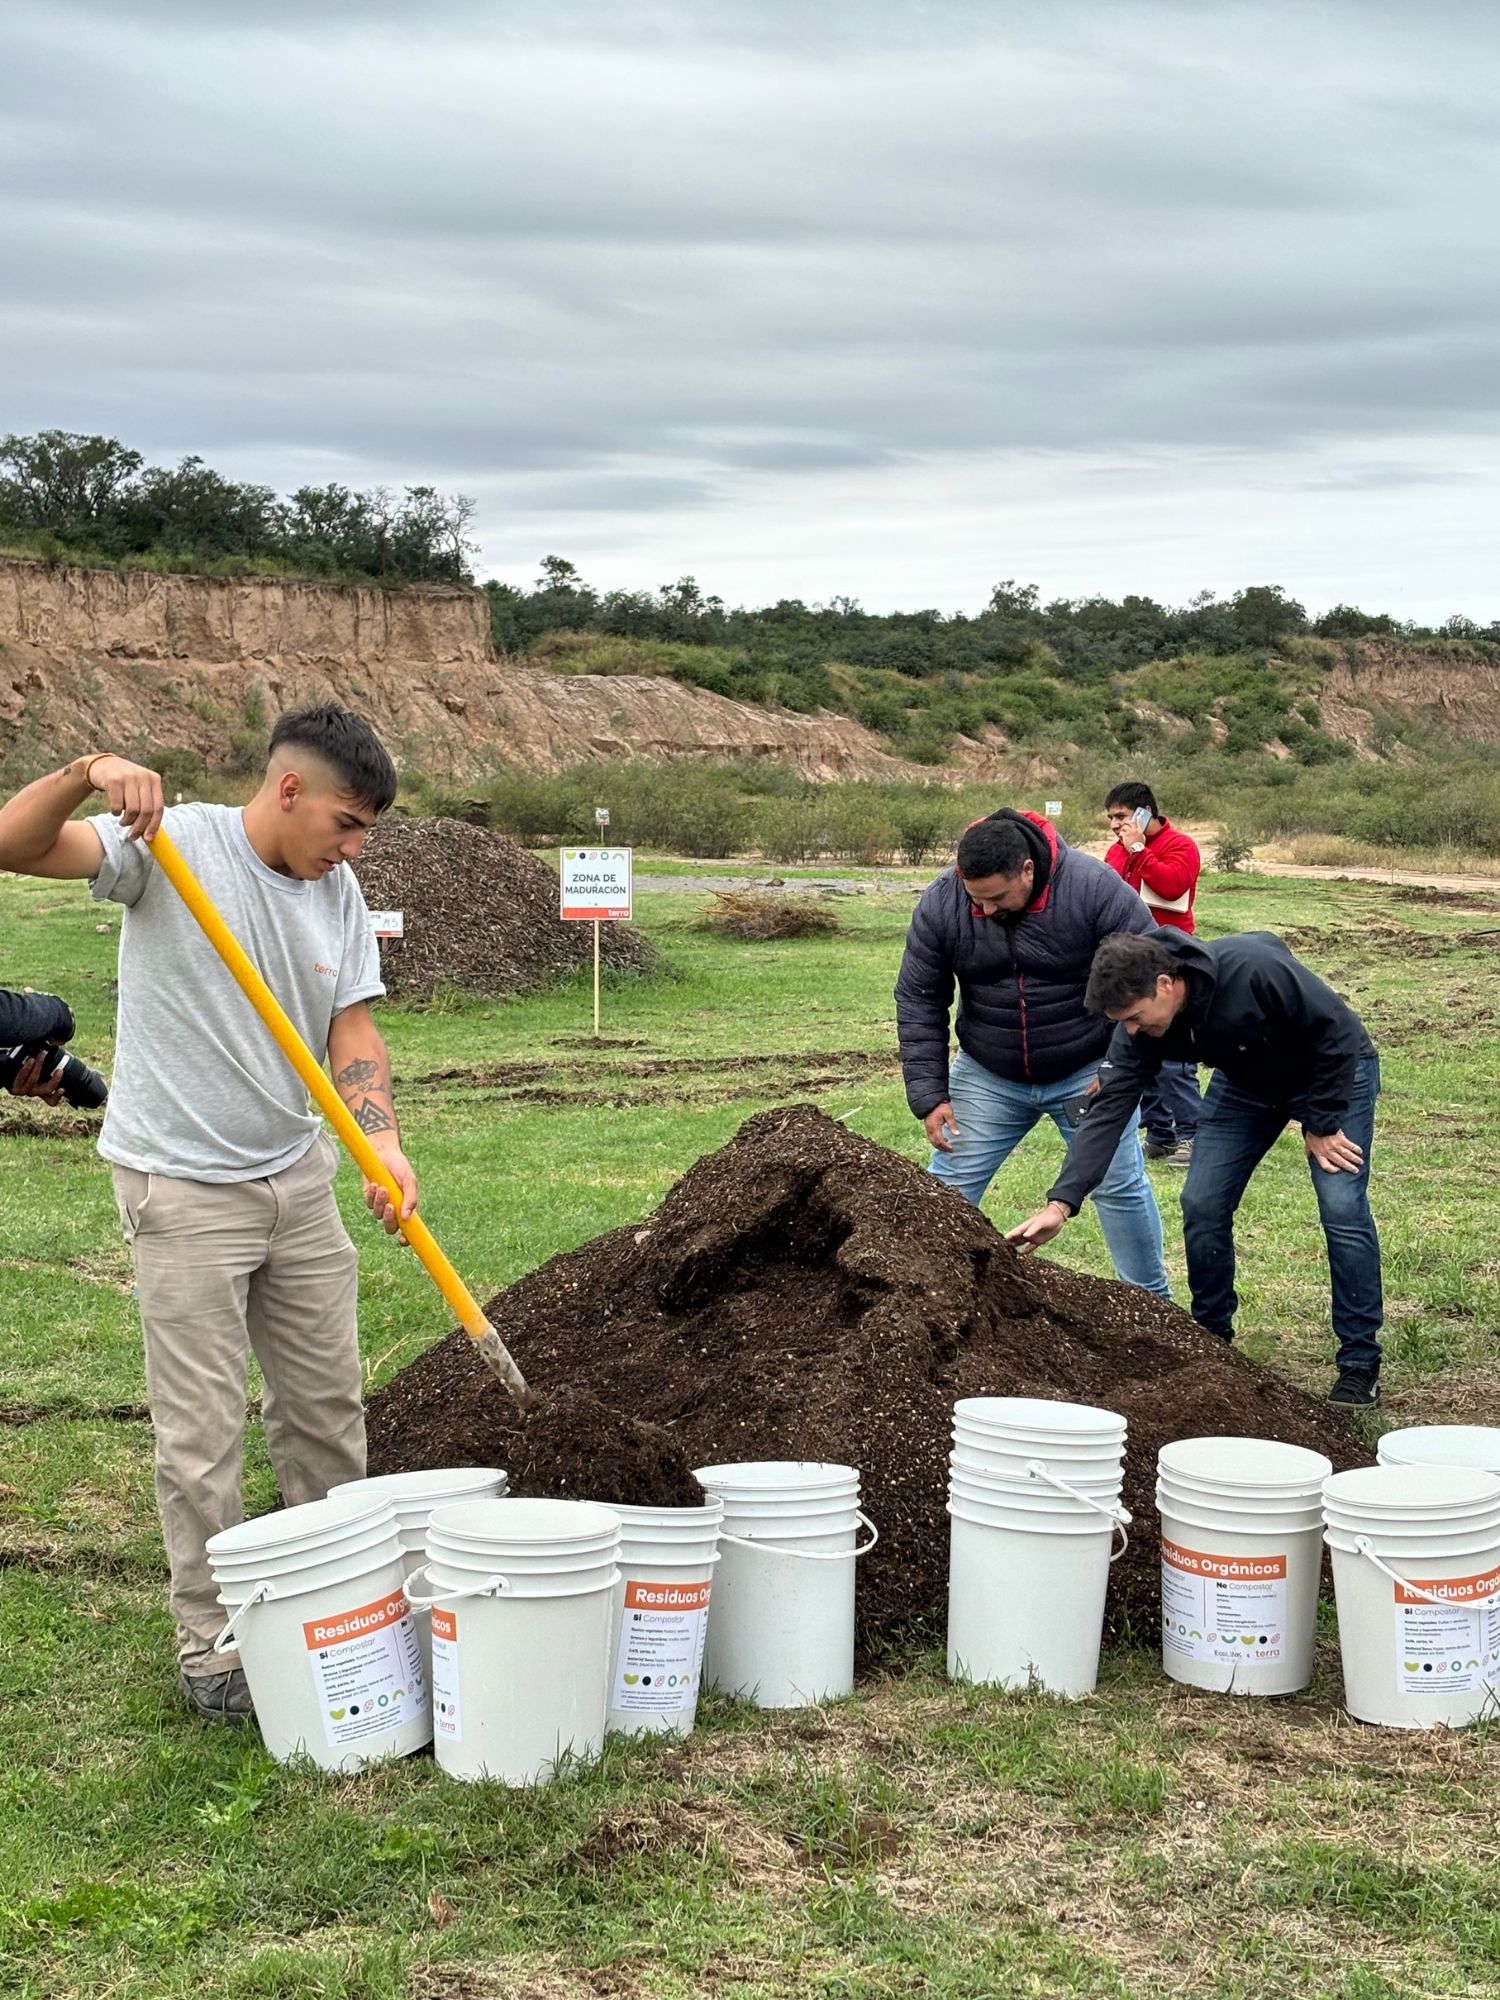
[929,1050,1171,1296]
[1141,1062,1201,1146]
[1180,1055,1383,1372]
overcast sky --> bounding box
[3,1,1497,619]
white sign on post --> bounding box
[559,848,633,1039]
[594,806,611,827]
[560,849,633,922]
[1044,800,1063,818]
[368,910,405,939]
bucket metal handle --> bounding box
[1352,1536,1500,1611]
[1024,1460,1132,1561]
[401,1563,512,1613]
[211,1579,274,1656]
[717,1509,879,1562]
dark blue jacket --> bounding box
[894,822,1157,1113]
[1049,929,1377,1210]
[0,988,74,1048]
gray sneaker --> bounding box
[180,1666,254,1725]
[1164,1139,1194,1166]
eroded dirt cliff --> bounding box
[0,560,906,782]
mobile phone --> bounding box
[1059,1090,1094,1129]
[1132,806,1151,833]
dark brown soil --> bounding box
[0,1112,99,1140]
[352,817,657,998]
[504,1392,705,1508]
[365,1104,1367,1640]
[418,1047,896,1111]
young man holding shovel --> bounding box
[0,707,417,1721]
[1005,928,1384,1406]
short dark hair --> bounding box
[1105,781,1158,819]
[268,705,397,812]
[1085,931,1176,1013]
[956,819,1033,879]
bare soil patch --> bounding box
[366,1105,1365,1640]
[0,1111,99,1140]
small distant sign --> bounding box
[560,848,633,922]
[594,806,611,826]
[369,910,405,939]
[1044,800,1063,818]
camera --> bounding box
[0,1041,109,1109]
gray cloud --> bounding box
[2,1,1498,615]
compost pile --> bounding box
[366,1104,1366,1639]
[352,817,656,997]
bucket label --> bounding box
[302,1590,429,1749]
[612,1578,712,1714]
[430,1605,461,1741]
[1161,1539,1289,1670]
[1391,1562,1500,1698]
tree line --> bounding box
[488,557,1494,683]
[0,430,478,584]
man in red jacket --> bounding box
[1105,782,1202,1164]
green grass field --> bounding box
[1,869,1497,1999]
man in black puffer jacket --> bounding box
[1006,928,1384,1406]
[895,808,1170,1295]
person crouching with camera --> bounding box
[1,987,108,1110]
[0,710,418,1724]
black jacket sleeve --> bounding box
[0,988,75,1046]
[894,886,958,1118]
[1251,954,1365,1136]
[1047,1024,1159,1210]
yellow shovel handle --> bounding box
[147,828,494,1349]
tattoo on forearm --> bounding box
[335,1056,385,1093]
[351,1096,396,1136]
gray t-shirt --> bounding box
[89,802,384,1182]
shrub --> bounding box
[1213,829,1255,873]
[889,793,952,866]
[748,797,827,863]
[156,745,205,793]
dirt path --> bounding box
[1243,858,1500,894]
[639,854,1500,897]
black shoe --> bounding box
[1143,1138,1176,1160]
[1327,1367,1381,1408]
[180,1667,254,1724]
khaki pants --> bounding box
[113,1135,366,1674]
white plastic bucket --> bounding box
[1156,1437,1330,1698]
[329,1468,507,1682]
[1155,1437,1330,1697]
[948,1464,1124,1518]
[1377,1426,1500,1476]
[1158,1436,1332,1497]
[693,1462,875,1708]
[207,1495,431,1772]
[951,1438,1124,1484]
[946,1468,1128,1697]
[954,1397,1125,1445]
[1322,1465,1500,1729]
[406,1498,621,1784]
[606,1498,723,1739]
